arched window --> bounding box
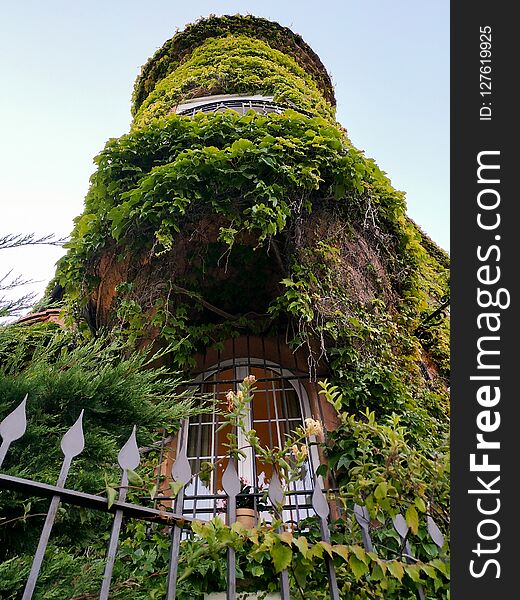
[181,358,319,525]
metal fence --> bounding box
[0,398,445,600]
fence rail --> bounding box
[0,398,445,599]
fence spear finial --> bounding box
[171,442,191,486]
[268,469,284,511]
[60,409,85,459]
[427,515,445,548]
[117,425,140,472]
[0,395,28,468]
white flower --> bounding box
[226,390,235,410]
[243,374,256,385]
[291,444,308,461]
[304,418,324,438]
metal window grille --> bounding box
[182,359,318,527]
[175,98,313,118]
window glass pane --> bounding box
[187,423,212,458]
[252,420,275,451]
[249,389,274,422]
[275,386,301,419]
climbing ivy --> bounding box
[132,14,336,114]
[133,35,334,127]
[57,109,413,310]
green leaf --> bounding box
[230,138,255,154]
[149,484,157,500]
[271,542,292,573]
[106,485,117,510]
[424,543,440,557]
[216,526,237,547]
[406,564,422,583]
[388,561,404,581]
[251,564,264,577]
[294,536,310,559]
[351,544,368,564]
[374,481,388,500]
[337,454,351,469]
[431,559,450,579]
[191,520,206,537]
[278,531,293,545]
[316,463,329,477]
[331,544,349,562]
[127,468,143,487]
[281,278,296,287]
[76,213,97,237]
[371,562,385,581]
[198,461,214,484]
[319,541,333,557]
[415,496,427,513]
[349,555,369,580]
[307,542,324,560]
[420,564,439,580]
[169,480,184,498]
[405,505,419,535]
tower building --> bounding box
[55,11,449,544]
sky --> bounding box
[0,1,449,317]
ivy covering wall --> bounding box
[133,36,335,127]
[2,15,450,598]
[131,14,336,114]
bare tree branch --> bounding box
[0,271,33,290]
[0,233,68,250]
[0,232,66,318]
[0,291,36,317]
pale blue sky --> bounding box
[0,1,449,311]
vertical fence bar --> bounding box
[269,469,290,600]
[191,404,203,520]
[222,456,240,600]
[152,429,167,511]
[353,504,374,553]
[99,426,140,600]
[165,427,192,600]
[245,336,258,516]
[22,411,85,600]
[311,475,339,600]
[392,514,425,600]
[294,374,312,521]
